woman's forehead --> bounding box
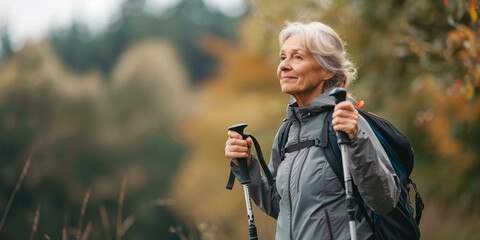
[280,36,306,52]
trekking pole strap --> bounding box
[226,134,275,189]
[226,171,235,190]
[248,134,274,186]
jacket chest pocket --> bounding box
[296,151,327,197]
[275,148,313,200]
[321,162,344,196]
[296,148,343,198]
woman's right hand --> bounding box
[225,130,252,166]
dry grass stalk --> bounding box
[119,215,135,237]
[99,205,112,240]
[169,226,189,240]
[44,234,51,240]
[116,176,127,240]
[62,207,71,240]
[0,147,35,233]
[81,220,92,240]
[76,188,91,240]
[29,199,41,240]
[62,227,67,240]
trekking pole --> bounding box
[329,88,357,240]
[228,123,258,240]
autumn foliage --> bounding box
[0,0,479,239]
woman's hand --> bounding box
[225,131,252,166]
[332,101,359,139]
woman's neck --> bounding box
[291,85,325,107]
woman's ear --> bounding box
[322,72,334,80]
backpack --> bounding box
[277,107,424,240]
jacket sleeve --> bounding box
[230,130,282,219]
[347,116,401,214]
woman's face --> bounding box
[277,36,329,105]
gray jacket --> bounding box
[232,93,401,240]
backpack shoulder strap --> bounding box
[322,110,376,232]
[278,120,292,161]
[322,110,344,182]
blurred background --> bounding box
[0,0,478,239]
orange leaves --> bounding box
[444,4,479,100]
[199,34,279,96]
[447,0,479,23]
[469,0,478,24]
[405,35,424,56]
[414,77,479,171]
[446,25,476,55]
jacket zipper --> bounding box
[288,107,302,240]
[324,208,335,240]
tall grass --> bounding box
[29,199,41,240]
[99,205,112,240]
[76,189,91,240]
[0,147,35,233]
[0,149,187,239]
[116,176,127,240]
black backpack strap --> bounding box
[322,111,344,182]
[225,134,275,190]
[278,121,292,161]
[322,110,376,233]
[284,139,321,154]
[355,189,376,232]
[409,179,424,224]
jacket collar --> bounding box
[286,92,335,122]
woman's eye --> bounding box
[280,56,286,61]
[294,55,303,59]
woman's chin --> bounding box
[280,85,294,95]
[281,88,292,95]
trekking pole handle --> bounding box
[329,88,351,144]
[228,123,251,184]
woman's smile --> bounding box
[281,76,298,81]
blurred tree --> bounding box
[0,25,13,61]
[0,37,191,239]
[49,0,244,84]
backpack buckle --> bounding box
[314,138,322,147]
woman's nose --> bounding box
[278,59,292,71]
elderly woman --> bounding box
[225,21,400,240]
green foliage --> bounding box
[49,0,243,84]
[0,25,13,61]
[0,38,189,239]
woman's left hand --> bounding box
[332,101,359,139]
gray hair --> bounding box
[279,21,357,92]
